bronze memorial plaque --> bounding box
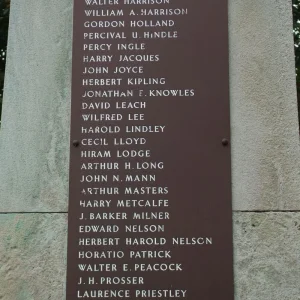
[66,0,234,299]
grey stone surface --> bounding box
[229,0,300,210]
[0,213,67,300]
[234,212,300,299]
[0,0,73,212]
[0,0,299,212]
[0,213,299,299]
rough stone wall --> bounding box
[230,0,300,211]
[0,0,299,299]
[0,0,72,212]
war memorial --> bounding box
[0,0,300,299]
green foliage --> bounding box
[0,0,9,120]
[293,0,300,119]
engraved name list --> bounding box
[67,0,234,299]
